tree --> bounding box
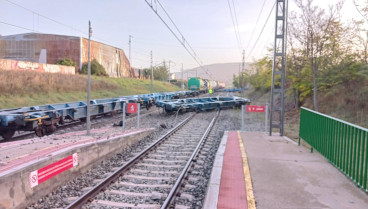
[232,57,272,91]
[55,58,76,67]
[153,62,169,81]
[80,59,108,76]
[289,0,344,111]
[232,74,239,88]
[142,68,151,79]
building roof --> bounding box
[1,32,124,51]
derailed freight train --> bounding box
[0,90,201,140]
[187,77,225,93]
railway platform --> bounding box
[204,131,368,209]
[0,127,154,209]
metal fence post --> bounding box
[137,103,140,128]
[265,103,268,133]
[241,105,244,131]
[122,103,126,129]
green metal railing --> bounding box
[299,107,368,191]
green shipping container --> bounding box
[188,77,204,90]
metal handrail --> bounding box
[299,107,368,191]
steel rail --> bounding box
[161,110,220,209]
[65,113,196,209]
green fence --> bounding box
[299,107,368,191]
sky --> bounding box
[0,0,365,73]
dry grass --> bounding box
[246,80,368,142]
[0,70,180,109]
[303,81,368,128]
[0,70,119,95]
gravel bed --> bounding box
[86,111,217,208]
[26,94,259,209]
[26,110,190,209]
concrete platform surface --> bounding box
[217,131,248,209]
[203,131,253,209]
[0,128,154,209]
[241,132,368,209]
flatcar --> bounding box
[0,90,201,140]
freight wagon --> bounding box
[0,90,201,140]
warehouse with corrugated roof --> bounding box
[0,33,134,78]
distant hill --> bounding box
[174,62,253,86]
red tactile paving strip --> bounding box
[0,128,149,174]
[217,131,248,209]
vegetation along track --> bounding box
[62,110,218,208]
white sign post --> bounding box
[122,103,126,129]
[242,104,267,132]
[137,103,141,128]
[241,105,245,131]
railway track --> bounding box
[65,110,219,209]
[1,93,217,142]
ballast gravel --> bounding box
[26,103,264,209]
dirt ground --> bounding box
[240,89,301,142]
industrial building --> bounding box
[0,33,134,78]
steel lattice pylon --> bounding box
[269,0,288,136]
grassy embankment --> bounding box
[243,83,368,142]
[0,70,181,109]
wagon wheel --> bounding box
[34,127,44,137]
[146,103,152,110]
[0,130,15,140]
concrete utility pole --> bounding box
[129,35,133,71]
[238,64,241,88]
[181,64,184,90]
[241,49,245,88]
[150,50,153,93]
[86,21,92,135]
[168,60,171,83]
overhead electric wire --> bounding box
[244,0,267,51]
[256,25,274,58]
[353,0,368,22]
[245,1,275,61]
[144,0,213,79]
[0,20,37,32]
[1,0,178,70]
[231,0,243,50]
[227,0,243,53]
[154,0,202,64]
[1,0,129,50]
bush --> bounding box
[55,58,76,67]
[80,59,108,76]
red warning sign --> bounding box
[29,153,78,188]
[246,105,265,113]
[127,103,138,113]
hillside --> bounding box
[174,62,253,86]
[244,80,368,141]
[0,70,181,109]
